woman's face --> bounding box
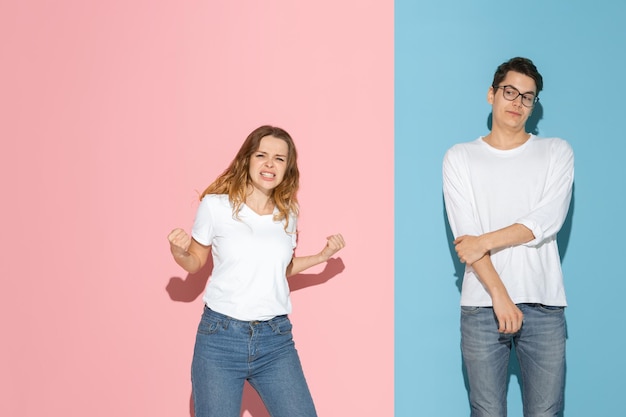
[248,135,289,195]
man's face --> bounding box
[488,71,537,131]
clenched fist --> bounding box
[168,228,191,256]
[320,233,346,261]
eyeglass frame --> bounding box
[493,85,540,107]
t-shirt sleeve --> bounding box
[191,196,215,246]
[289,213,298,249]
[443,145,482,238]
[517,139,574,246]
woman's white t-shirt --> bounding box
[191,194,297,321]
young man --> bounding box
[443,57,574,417]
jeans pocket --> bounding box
[538,304,565,314]
[197,317,222,335]
[271,318,293,335]
[461,306,482,315]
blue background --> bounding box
[395,1,626,415]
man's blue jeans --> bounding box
[461,303,566,417]
[191,306,317,417]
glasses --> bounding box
[494,85,539,107]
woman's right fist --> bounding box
[168,228,191,255]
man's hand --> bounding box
[492,293,524,333]
[454,235,488,265]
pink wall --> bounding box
[1,1,393,416]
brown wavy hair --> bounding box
[200,125,300,228]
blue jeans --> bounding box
[461,303,566,417]
[191,306,317,417]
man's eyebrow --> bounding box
[506,85,536,95]
[515,87,537,95]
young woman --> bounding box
[168,125,345,417]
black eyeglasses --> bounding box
[494,85,539,107]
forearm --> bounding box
[471,254,523,333]
[454,223,534,265]
[470,254,512,303]
[286,253,327,277]
[171,250,202,274]
[169,238,210,274]
[287,234,345,277]
[481,223,535,252]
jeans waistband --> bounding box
[204,304,287,325]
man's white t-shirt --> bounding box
[443,135,574,307]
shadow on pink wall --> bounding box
[166,254,345,417]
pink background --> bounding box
[1,1,393,416]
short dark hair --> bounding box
[492,57,543,94]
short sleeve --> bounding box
[191,196,215,246]
[288,213,298,249]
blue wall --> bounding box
[395,1,626,415]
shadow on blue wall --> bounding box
[487,102,543,135]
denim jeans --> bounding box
[191,306,317,417]
[461,303,566,417]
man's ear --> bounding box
[487,86,495,105]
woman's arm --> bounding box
[286,234,345,277]
[168,228,211,274]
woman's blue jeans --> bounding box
[461,303,566,417]
[191,306,317,417]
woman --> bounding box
[168,125,345,417]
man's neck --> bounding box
[483,128,531,150]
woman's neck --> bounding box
[245,187,274,215]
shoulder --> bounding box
[531,136,574,156]
[200,193,230,204]
[284,212,298,241]
[288,211,298,229]
[445,137,483,153]
[444,137,483,162]
[276,207,298,234]
[199,193,232,211]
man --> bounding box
[443,57,574,417]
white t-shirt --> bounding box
[443,135,574,307]
[191,194,297,321]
